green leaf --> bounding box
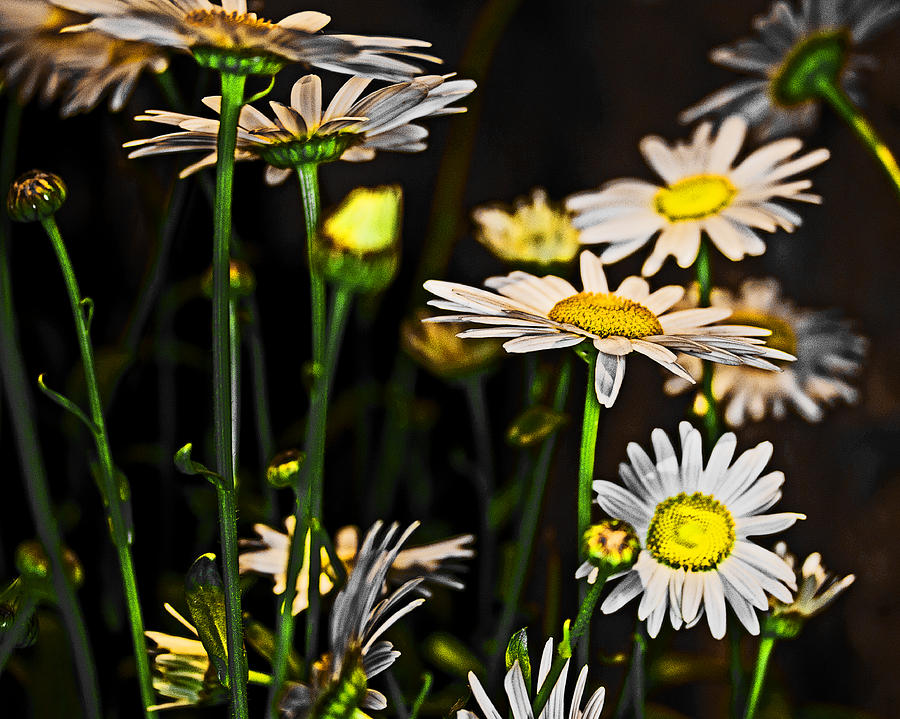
[505,628,531,694]
[243,618,303,680]
[174,443,223,488]
[559,619,573,659]
[37,373,97,436]
[185,553,231,688]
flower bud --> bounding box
[15,540,84,596]
[7,170,67,223]
[582,520,641,574]
[401,309,500,380]
[201,259,256,299]
[267,449,305,489]
[312,186,402,294]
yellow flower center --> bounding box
[646,492,736,571]
[184,8,276,35]
[547,292,663,338]
[653,174,737,222]
[728,310,798,357]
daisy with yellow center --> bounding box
[565,116,829,276]
[595,422,805,639]
[472,188,581,268]
[53,0,438,79]
[770,541,856,627]
[124,72,474,178]
[664,278,867,426]
[424,250,794,408]
[0,0,168,116]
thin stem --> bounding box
[695,239,720,445]
[630,627,646,719]
[491,359,572,673]
[297,163,325,366]
[40,216,154,716]
[230,296,241,476]
[246,300,278,523]
[578,352,601,551]
[743,636,776,719]
[532,571,609,716]
[816,77,900,199]
[211,69,249,719]
[0,595,37,672]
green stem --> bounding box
[492,360,571,671]
[230,296,241,476]
[578,352,601,551]
[695,239,720,445]
[0,595,37,672]
[211,70,249,719]
[246,300,278,523]
[297,163,325,366]
[630,627,646,719]
[40,216,154,716]
[743,636,776,719]
[249,671,274,686]
[532,571,609,716]
[269,286,354,714]
[815,77,900,200]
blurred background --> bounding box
[1,0,898,716]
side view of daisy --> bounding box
[124,73,475,178]
[52,0,440,80]
[424,250,795,408]
[679,0,900,138]
[461,636,606,719]
[664,278,867,426]
[594,422,805,639]
[565,116,829,276]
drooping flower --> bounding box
[239,517,474,615]
[401,309,502,380]
[680,0,900,138]
[0,0,169,116]
[278,522,429,718]
[423,250,794,408]
[565,116,829,275]
[472,189,581,269]
[460,637,605,719]
[664,278,867,426]
[52,0,439,79]
[594,422,804,639]
[124,73,474,178]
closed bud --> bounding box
[312,186,402,294]
[15,540,84,595]
[201,259,256,299]
[582,520,640,574]
[267,449,305,489]
[7,170,67,223]
[401,310,500,380]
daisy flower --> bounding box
[124,72,474,179]
[279,522,429,718]
[52,0,439,79]
[680,0,900,138]
[461,637,605,719]
[0,0,168,116]
[664,278,867,426]
[472,189,581,269]
[566,117,829,276]
[771,541,856,623]
[595,422,805,639]
[423,250,794,408]
[239,517,474,615]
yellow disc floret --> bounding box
[728,310,798,357]
[654,174,737,222]
[646,492,736,571]
[547,292,663,338]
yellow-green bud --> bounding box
[7,170,67,223]
[267,449,305,489]
[582,520,640,573]
[15,540,84,592]
[201,259,256,299]
[401,309,500,380]
[312,186,402,294]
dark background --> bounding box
[1,0,898,716]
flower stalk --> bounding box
[211,69,250,719]
[695,239,721,444]
[743,636,776,719]
[577,349,601,552]
[39,215,155,716]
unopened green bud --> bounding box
[201,259,256,299]
[7,170,67,222]
[15,540,84,594]
[267,449,305,489]
[313,186,402,294]
[582,520,640,573]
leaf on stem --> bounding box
[185,553,231,688]
[37,373,97,435]
[174,443,223,487]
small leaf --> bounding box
[37,374,97,435]
[243,618,303,680]
[80,297,94,331]
[505,628,531,694]
[174,443,223,487]
[185,553,231,688]
[559,619,573,660]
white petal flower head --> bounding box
[680,0,900,138]
[772,541,856,621]
[125,73,474,179]
[424,250,795,408]
[52,0,439,80]
[595,422,805,640]
[565,116,829,275]
[664,278,867,426]
[461,638,605,719]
